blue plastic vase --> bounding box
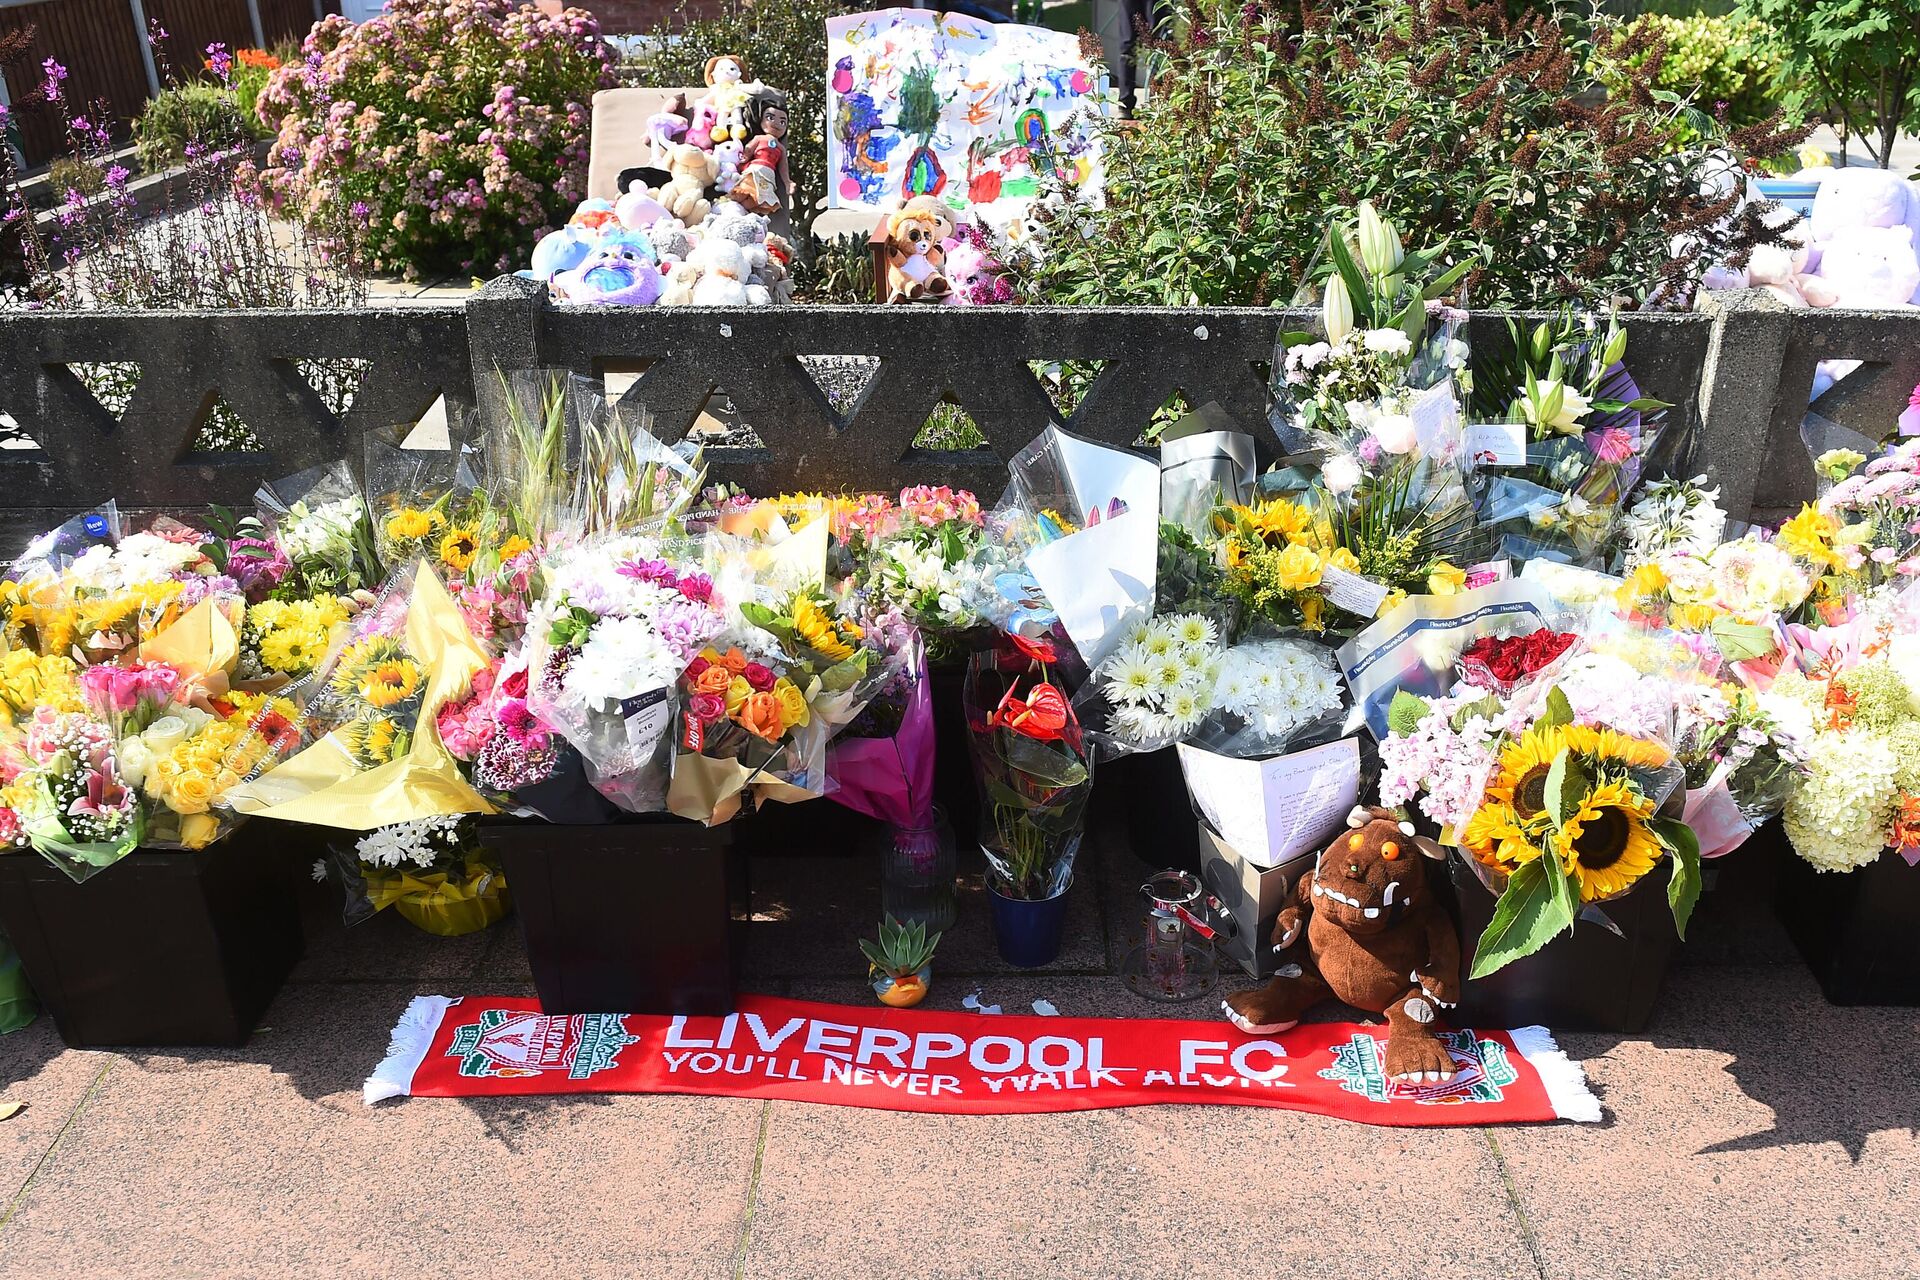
[988,882,1071,969]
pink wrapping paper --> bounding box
[1684,780,1755,860]
[825,664,936,830]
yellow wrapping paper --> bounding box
[227,566,496,829]
[667,749,817,826]
[365,860,510,936]
[138,597,240,700]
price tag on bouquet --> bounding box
[620,689,673,756]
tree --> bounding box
[1738,0,1920,168]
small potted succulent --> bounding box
[860,915,941,1008]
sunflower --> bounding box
[344,715,406,765]
[1486,722,1571,827]
[1553,779,1661,902]
[499,535,534,562]
[386,508,439,542]
[358,658,422,709]
[792,595,854,661]
[1250,499,1311,543]
[438,526,479,573]
[1558,724,1671,771]
[1459,799,1545,871]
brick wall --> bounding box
[584,0,724,35]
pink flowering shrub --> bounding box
[255,0,615,278]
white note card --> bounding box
[1177,737,1361,869]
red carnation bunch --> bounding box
[1459,629,1577,695]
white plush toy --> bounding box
[660,238,751,307]
[1800,167,1920,307]
[712,139,745,194]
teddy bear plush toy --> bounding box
[660,237,752,307]
[1223,804,1463,1083]
[884,195,955,303]
[654,143,717,225]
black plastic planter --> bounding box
[487,817,742,1016]
[0,825,303,1048]
[1776,846,1920,1007]
[1450,856,1677,1034]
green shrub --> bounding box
[1019,0,1802,309]
[134,84,249,170]
[1623,13,1781,127]
[640,0,855,218]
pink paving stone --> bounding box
[0,985,763,1279]
[0,1020,112,1200]
[1493,964,1920,1280]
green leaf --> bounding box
[1470,858,1576,980]
[1004,734,1089,788]
[1386,690,1431,737]
[1543,748,1588,827]
[1424,258,1473,300]
[1709,616,1777,663]
[1621,396,1673,412]
[1653,817,1701,940]
[1538,687,1574,730]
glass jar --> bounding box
[881,807,957,933]
[1120,869,1220,1002]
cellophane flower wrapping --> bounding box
[253,460,382,597]
[841,487,1002,663]
[823,617,936,831]
[964,643,1094,899]
[363,421,481,574]
[316,814,508,936]
[221,560,495,830]
[524,527,726,813]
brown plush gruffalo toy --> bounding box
[1223,805,1463,1082]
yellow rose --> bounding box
[1427,562,1468,596]
[724,676,751,716]
[168,771,216,814]
[178,813,220,849]
[1270,543,1324,592]
[772,678,810,730]
[1324,547,1362,575]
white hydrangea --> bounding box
[1783,729,1900,873]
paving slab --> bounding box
[1494,964,1920,1280]
[0,982,763,1280]
[744,979,1536,1280]
[0,1020,111,1211]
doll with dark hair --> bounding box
[730,89,792,217]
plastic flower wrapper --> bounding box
[363,420,481,572]
[842,487,1002,660]
[117,682,299,853]
[963,638,1094,900]
[222,560,494,831]
[7,707,142,881]
[1336,578,1572,739]
[1463,310,1674,568]
[1078,612,1228,759]
[1269,200,1473,458]
[995,425,1160,669]
[5,514,222,664]
[1760,593,1920,873]
[822,613,936,831]
[1796,425,1920,606]
[1174,632,1353,869]
[667,638,833,826]
[523,528,726,813]
[1159,405,1256,541]
[1610,529,1818,674]
[313,814,509,937]
[252,459,382,597]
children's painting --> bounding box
[825,9,1109,222]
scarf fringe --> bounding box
[362,995,453,1106]
[1510,1024,1602,1123]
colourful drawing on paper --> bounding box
[825,9,1108,221]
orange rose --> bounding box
[691,664,733,697]
[737,690,786,742]
[718,647,750,675]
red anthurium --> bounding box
[1009,631,1056,665]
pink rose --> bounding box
[742,662,776,692]
[688,691,726,723]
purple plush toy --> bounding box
[551,235,664,306]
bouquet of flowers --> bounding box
[4,707,141,878]
[4,517,227,664]
[314,814,509,937]
[964,639,1094,900]
[668,641,826,825]
[363,422,483,572]
[1465,310,1672,566]
[1672,679,1808,857]
[252,460,382,597]
[525,530,726,812]
[823,612,937,833]
[1083,613,1226,755]
[223,561,494,831]
[1612,530,1817,669]
[1763,635,1920,873]
[844,486,1002,656]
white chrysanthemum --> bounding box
[1110,703,1160,741]
[1165,688,1207,729]
[1141,631,1174,657]
[567,615,676,710]
[1104,652,1159,705]
[1174,615,1217,647]
[1152,658,1184,689]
